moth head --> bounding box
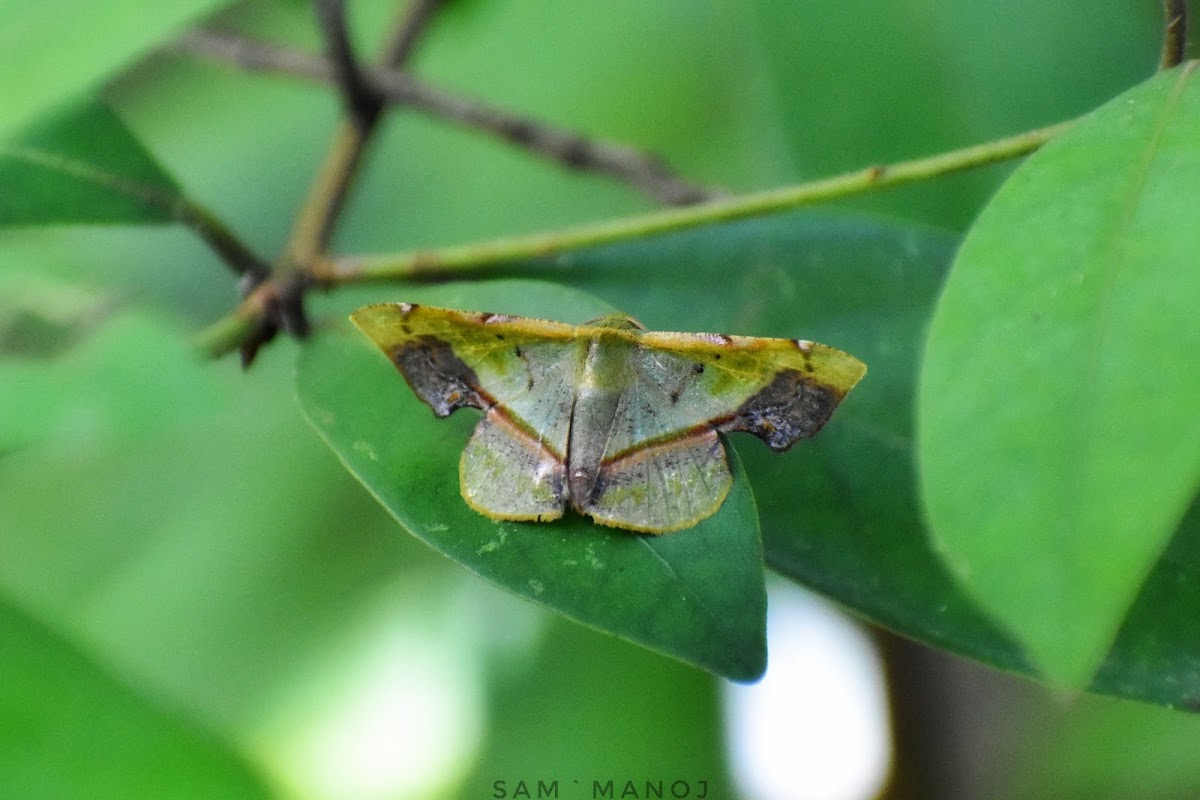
[583,312,646,331]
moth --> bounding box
[350,303,866,533]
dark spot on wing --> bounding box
[717,369,842,451]
[791,340,816,372]
[669,390,680,405]
[401,324,412,334]
[495,333,505,341]
[513,345,535,389]
[391,335,491,417]
[692,363,704,374]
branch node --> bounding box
[314,0,383,126]
[1160,0,1189,70]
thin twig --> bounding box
[237,0,442,364]
[195,119,1071,359]
[176,203,271,281]
[314,0,379,121]
[172,29,719,206]
[1160,0,1189,69]
[284,0,440,264]
[326,120,1074,283]
[1,144,269,280]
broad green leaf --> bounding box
[0,0,227,141]
[1095,492,1200,708]
[0,101,183,226]
[297,281,767,681]
[486,208,1200,705]
[486,212,1029,672]
[919,65,1200,687]
[303,201,1200,706]
[0,595,269,800]
[0,300,218,453]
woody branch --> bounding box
[192,0,1189,360]
[234,0,442,364]
[171,28,719,207]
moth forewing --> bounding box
[350,303,866,533]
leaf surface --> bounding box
[920,64,1200,687]
[0,102,183,226]
[298,282,768,681]
[0,0,225,140]
[0,596,269,800]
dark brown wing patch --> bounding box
[392,335,491,417]
[718,369,842,451]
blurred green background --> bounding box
[4,1,1200,798]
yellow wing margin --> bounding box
[638,330,866,400]
[350,302,579,362]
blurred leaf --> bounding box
[0,300,218,452]
[745,0,1160,228]
[460,616,737,798]
[297,281,767,682]
[0,101,183,226]
[919,65,1200,688]
[1001,692,1200,800]
[0,342,424,743]
[0,0,227,141]
[0,272,111,357]
[0,595,269,800]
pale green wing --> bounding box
[460,409,567,522]
[580,429,732,533]
[350,303,585,522]
[581,329,865,532]
[352,305,867,533]
[349,303,584,458]
[604,330,867,458]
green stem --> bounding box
[283,0,442,264]
[198,119,1071,358]
[326,120,1071,283]
[194,306,257,359]
[174,202,270,278]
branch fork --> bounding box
[185,0,1189,363]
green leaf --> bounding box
[297,281,767,682]
[919,65,1200,687]
[1095,492,1200,707]
[0,101,183,226]
[0,283,219,452]
[299,203,1200,706]
[0,595,269,800]
[0,0,227,141]
[501,211,1031,672]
